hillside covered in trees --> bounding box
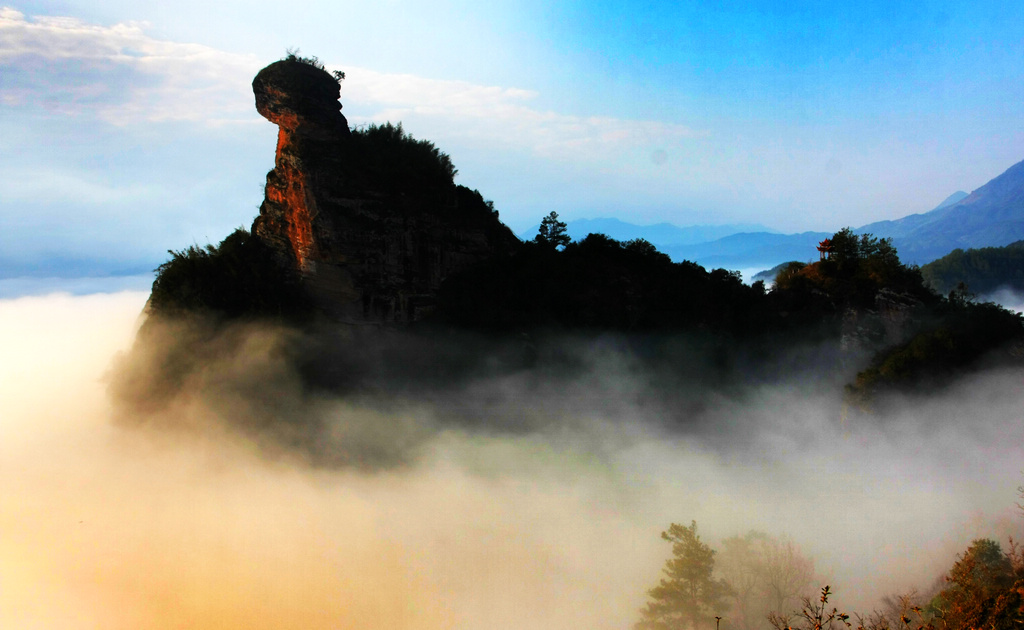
[921,240,1024,296]
[146,201,1024,420]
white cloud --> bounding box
[0,166,159,205]
[0,7,705,166]
[0,7,261,124]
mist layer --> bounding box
[1,292,1021,628]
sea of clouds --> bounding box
[1,289,1022,629]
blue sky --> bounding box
[2,0,1024,280]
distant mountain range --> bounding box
[517,218,775,247]
[517,219,823,270]
[16,152,1024,289]
[536,159,1024,273]
[658,232,830,270]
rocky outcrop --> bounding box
[251,58,520,324]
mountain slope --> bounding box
[858,161,1024,264]
[934,190,970,209]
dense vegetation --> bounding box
[433,224,1022,396]
[149,228,309,320]
[846,297,1024,408]
[433,231,774,335]
[345,121,458,195]
[733,229,1024,407]
[921,240,1024,296]
[774,229,936,310]
[148,217,1024,407]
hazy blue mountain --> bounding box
[853,191,967,241]
[518,217,775,247]
[751,261,793,284]
[662,231,831,269]
[934,190,970,209]
[857,160,1024,264]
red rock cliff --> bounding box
[251,58,520,324]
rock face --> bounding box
[251,58,520,324]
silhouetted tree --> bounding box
[536,211,570,249]
[637,521,735,630]
[768,586,851,630]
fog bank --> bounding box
[1,292,1022,628]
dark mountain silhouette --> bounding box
[247,55,519,323]
[751,261,792,284]
[131,54,1024,444]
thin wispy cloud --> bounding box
[343,67,707,162]
[0,7,261,124]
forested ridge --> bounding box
[148,208,1024,409]
[921,240,1024,296]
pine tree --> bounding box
[637,521,735,630]
[536,211,570,249]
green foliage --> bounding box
[743,228,1024,406]
[847,300,1024,407]
[636,521,735,630]
[773,262,808,288]
[348,122,458,194]
[853,591,933,630]
[921,241,1024,296]
[535,211,570,249]
[149,229,309,320]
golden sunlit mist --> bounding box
[1,292,1022,629]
